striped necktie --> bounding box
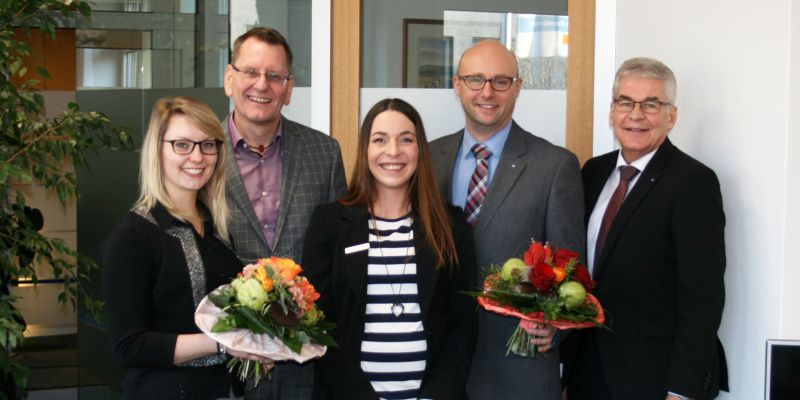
[464,143,492,227]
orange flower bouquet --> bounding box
[195,257,336,384]
[470,241,606,357]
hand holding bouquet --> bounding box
[195,257,336,385]
[471,241,606,357]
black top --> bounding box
[102,203,243,400]
[302,202,478,400]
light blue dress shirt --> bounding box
[450,122,513,209]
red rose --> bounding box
[554,248,580,267]
[524,242,546,266]
[544,244,554,264]
[529,261,557,292]
[572,265,596,291]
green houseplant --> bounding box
[0,1,135,396]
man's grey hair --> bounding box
[612,57,677,104]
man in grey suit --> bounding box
[222,27,347,400]
[430,40,585,400]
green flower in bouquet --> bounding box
[232,277,268,311]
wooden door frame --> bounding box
[331,0,596,180]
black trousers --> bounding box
[566,330,614,400]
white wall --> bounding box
[782,0,800,339]
[609,1,798,398]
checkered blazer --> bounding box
[224,114,347,264]
[223,115,347,400]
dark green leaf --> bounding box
[77,1,92,17]
[281,335,302,354]
[313,320,336,331]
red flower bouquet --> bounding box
[472,241,606,357]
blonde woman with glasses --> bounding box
[103,97,266,399]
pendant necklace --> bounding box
[371,215,412,317]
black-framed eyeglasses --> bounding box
[458,75,519,91]
[612,98,672,114]
[163,139,223,155]
[231,65,294,86]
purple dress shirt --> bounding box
[227,114,283,248]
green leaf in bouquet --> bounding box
[313,320,337,331]
[306,330,338,348]
[211,317,238,333]
[295,330,311,343]
[208,290,233,308]
[238,306,279,337]
[281,334,303,354]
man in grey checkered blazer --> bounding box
[222,27,347,400]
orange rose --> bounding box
[553,266,566,283]
[271,256,302,282]
[254,265,274,292]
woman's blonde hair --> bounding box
[135,96,230,240]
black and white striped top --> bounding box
[361,215,427,400]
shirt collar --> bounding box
[460,121,513,160]
[615,147,657,171]
[227,111,283,151]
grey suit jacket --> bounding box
[430,121,585,400]
[223,114,347,400]
[224,115,347,263]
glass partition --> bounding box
[362,0,568,144]
[74,1,312,397]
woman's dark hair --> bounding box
[340,98,457,269]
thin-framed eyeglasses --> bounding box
[231,65,293,86]
[612,98,672,114]
[163,139,223,155]
[458,75,519,91]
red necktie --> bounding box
[464,143,491,227]
[594,165,640,269]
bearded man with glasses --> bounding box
[430,40,585,400]
[222,27,347,400]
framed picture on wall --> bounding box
[403,19,453,88]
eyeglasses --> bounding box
[163,139,223,155]
[231,65,293,86]
[612,98,672,114]
[458,75,519,91]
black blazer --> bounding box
[301,202,477,400]
[577,139,728,399]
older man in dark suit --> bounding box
[566,57,728,400]
[430,40,585,400]
[222,27,347,400]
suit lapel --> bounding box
[223,116,270,251]
[340,207,370,305]
[585,153,618,225]
[474,123,527,234]
[273,117,299,251]
[433,131,463,203]
[595,140,675,274]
